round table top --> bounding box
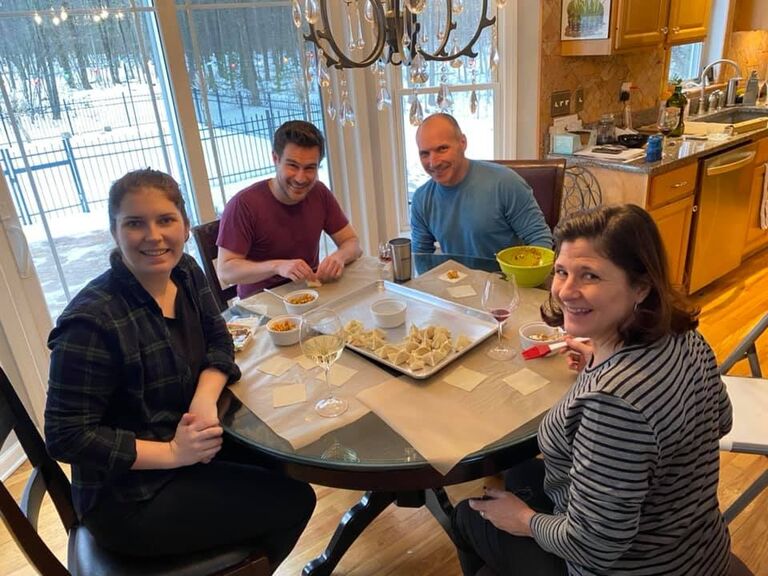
[219,252,555,490]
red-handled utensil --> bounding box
[522,337,588,360]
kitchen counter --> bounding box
[550,120,768,177]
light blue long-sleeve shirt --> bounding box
[410,160,553,258]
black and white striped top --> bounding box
[530,331,733,576]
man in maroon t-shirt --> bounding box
[216,121,362,298]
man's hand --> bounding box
[169,413,223,467]
[316,252,346,282]
[468,488,536,537]
[275,259,317,282]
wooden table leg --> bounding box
[302,490,396,576]
[425,487,456,541]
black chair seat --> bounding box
[68,525,262,576]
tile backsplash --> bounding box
[539,0,667,156]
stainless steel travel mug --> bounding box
[389,238,412,282]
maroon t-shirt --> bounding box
[217,179,349,298]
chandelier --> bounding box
[292,0,506,127]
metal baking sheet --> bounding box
[325,280,497,380]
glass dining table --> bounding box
[219,253,571,576]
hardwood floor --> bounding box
[3,248,767,576]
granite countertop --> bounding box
[550,115,768,177]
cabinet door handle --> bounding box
[672,27,680,33]
[692,205,698,213]
[671,181,689,188]
[660,26,669,34]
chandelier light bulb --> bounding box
[60,7,68,21]
[406,0,427,15]
[52,16,61,25]
[33,12,43,25]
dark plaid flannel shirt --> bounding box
[45,251,240,518]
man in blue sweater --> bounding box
[410,113,553,257]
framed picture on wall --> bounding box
[561,0,611,40]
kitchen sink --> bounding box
[695,109,768,124]
[685,106,768,135]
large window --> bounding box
[175,3,330,215]
[668,42,704,82]
[393,1,501,231]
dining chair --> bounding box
[0,365,271,576]
[718,311,768,526]
[191,219,238,312]
[489,159,567,231]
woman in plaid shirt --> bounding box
[45,169,315,567]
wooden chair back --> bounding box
[490,159,567,231]
[191,219,238,312]
[1,366,272,575]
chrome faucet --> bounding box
[698,59,743,113]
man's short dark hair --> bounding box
[273,120,325,161]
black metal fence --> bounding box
[1,101,322,225]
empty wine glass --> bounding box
[300,308,348,418]
[481,272,520,360]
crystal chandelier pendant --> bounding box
[376,84,392,111]
[406,0,427,15]
[409,94,424,126]
[353,2,366,50]
[304,50,315,84]
[326,87,337,120]
[292,0,302,28]
[305,0,320,25]
[363,0,374,23]
[339,72,355,127]
[317,51,331,88]
[470,90,479,115]
[489,29,500,73]
[437,83,452,112]
[449,41,463,69]
[344,3,359,52]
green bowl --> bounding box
[496,246,555,288]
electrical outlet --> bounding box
[551,90,571,117]
[574,88,584,112]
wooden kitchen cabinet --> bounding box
[649,195,695,287]
[667,0,712,44]
[742,136,768,256]
[647,162,698,287]
[733,0,768,31]
[561,0,711,56]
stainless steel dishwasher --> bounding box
[687,142,757,293]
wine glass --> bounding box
[656,107,679,149]
[300,308,348,418]
[377,241,392,279]
[481,272,520,360]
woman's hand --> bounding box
[169,413,223,467]
[468,488,535,537]
[560,336,593,371]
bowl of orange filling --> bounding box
[282,289,319,314]
[266,315,301,346]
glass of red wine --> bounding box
[481,272,520,360]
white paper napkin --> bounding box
[447,285,477,298]
[503,368,550,396]
[257,355,296,377]
[443,366,488,392]
[272,383,307,407]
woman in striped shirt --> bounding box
[453,204,732,576]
